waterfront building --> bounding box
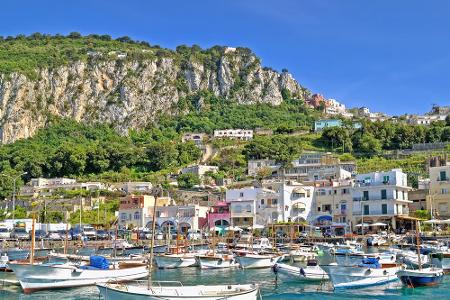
[313,179,354,235]
[428,160,450,218]
[206,201,231,229]
[118,195,172,228]
[351,169,412,230]
[145,204,209,233]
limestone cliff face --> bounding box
[0,48,309,143]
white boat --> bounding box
[236,253,281,269]
[335,252,397,266]
[289,246,317,262]
[397,267,444,287]
[329,241,363,256]
[272,259,328,281]
[367,234,387,246]
[9,260,148,293]
[154,253,198,269]
[323,258,405,289]
[97,282,260,300]
[235,237,273,251]
[196,253,239,269]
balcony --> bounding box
[437,177,450,183]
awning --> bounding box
[355,223,370,227]
[424,219,445,224]
[370,222,388,226]
[316,215,332,222]
[248,224,264,230]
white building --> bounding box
[352,169,412,230]
[145,204,209,233]
[181,165,219,180]
[213,129,253,140]
[247,159,276,176]
[21,178,104,197]
[120,182,153,194]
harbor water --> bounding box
[1,258,449,299]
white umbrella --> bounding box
[424,219,443,224]
[355,223,370,227]
[370,222,388,227]
[248,224,265,230]
[209,226,225,231]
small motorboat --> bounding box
[289,246,318,262]
[323,257,404,289]
[272,259,328,281]
[196,253,239,269]
[97,281,260,300]
[235,253,282,269]
[154,253,198,269]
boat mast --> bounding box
[148,185,161,289]
[416,219,422,271]
[29,214,36,264]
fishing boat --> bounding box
[322,258,405,289]
[154,253,199,269]
[235,253,282,269]
[97,281,260,300]
[396,220,444,288]
[272,259,328,281]
[9,256,148,293]
[396,267,444,287]
[196,253,239,269]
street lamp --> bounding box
[1,172,28,222]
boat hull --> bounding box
[154,255,197,269]
[196,255,239,269]
[273,263,328,281]
[97,283,259,300]
[236,255,280,269]
[323,264,403,289]
[9,263,148,293]
[397,269,444,287]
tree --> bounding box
[146,142,179,171]
[177,173,200,189]
[177,142,202,165]
[256,166,273,181]
[358,134,382,156]
[68,32,81,39]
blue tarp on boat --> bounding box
[89,255,109,270]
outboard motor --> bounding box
[271,263,279,274]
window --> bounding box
[363,191,369,201]
[260,199,265,205]
[381,189,387,200]
[323,204,331,212]
[120,213,127,221]
[440,171,447,181]
[363,205,370,215]
[318,207,321,212]
[285,205,289,211]
[134,212,140,220]
[442,188,449,194]
[383,175,390,183]
[382,204,388,215]
[234,205,242,213]
[245,204,252,212]
[239,192,244,197]
[272,199,278,205]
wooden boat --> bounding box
[235,253,282,269]
[396,267,444,287]
[9,257,148,293]
[97,282,259,300]
[322,258,405,289]
[396,220,444,288]
[154,253,199,269]
[195,253,239,269]
[272,259,328,281]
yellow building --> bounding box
[428,163,450,218]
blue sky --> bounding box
[1,0,449,115]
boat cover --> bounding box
[87,255,109,270]
[358,257,380,268]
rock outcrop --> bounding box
[0,47,309,143]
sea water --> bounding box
[1,266,449,300]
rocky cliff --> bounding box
[0,44,309,144]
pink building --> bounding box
[207,202,231,228]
